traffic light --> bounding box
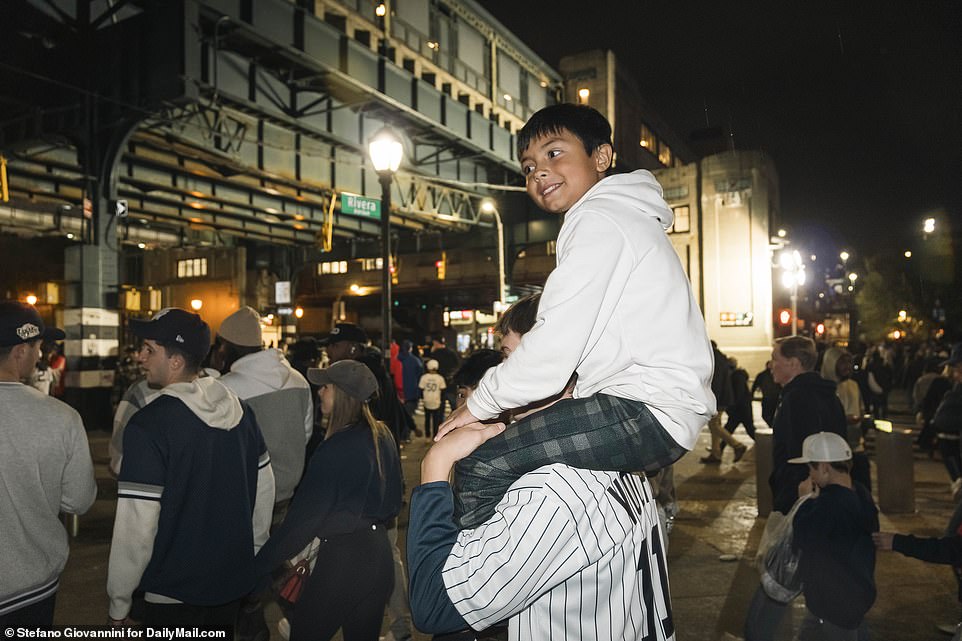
[436,251,446,280]
[778,309,792,326]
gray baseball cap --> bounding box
[307,359,378,401]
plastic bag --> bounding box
[759,494,811,603]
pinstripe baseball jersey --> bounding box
[442,464,674,641]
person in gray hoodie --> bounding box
[0,301,97,626]
[213,306,313,524]
[106,308,275,628]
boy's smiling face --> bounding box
[520,128,612,214]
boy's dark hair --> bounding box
[0,339,39,361]
[517,103,613,159]
[775,336,817,371]
[495,293,541,337]
[157,339,204,375]
[453,349,503,389]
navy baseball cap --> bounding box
[0,300,65,347]
[129,308,211,362]
[319,322,368,346]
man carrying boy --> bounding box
[437,103,714,529]
[791,432,878,640]
[410,328,672,640]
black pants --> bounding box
[424,407,445,439]
[0,593,56,628]
[291,525,393,641]
[144,599,240,628]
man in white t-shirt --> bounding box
[419,359,447,439]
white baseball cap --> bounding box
[788,432,852,464]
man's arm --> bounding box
[252,454,275,552]
[106,418,163,621]
[407,421,507,633]
[408,482,473,634]
[61,410,97,514]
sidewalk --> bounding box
[54,390,959,640]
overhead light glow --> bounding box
[923,217,936,233]
[777,229,787,238]
[375,3,386,17]
[190,298,203,311]
[294,307,304,319]
[839,250,850,262]
[25,294,38,306]
[904,250,912,258]
[577,88,590,103]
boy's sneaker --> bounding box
[700,454,722,464]
[733,444,748,462]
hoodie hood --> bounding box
[228,348,300,392]
[565,169,674,230]
[161,376,244,430]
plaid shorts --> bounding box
[453,394,686,529]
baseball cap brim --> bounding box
[307,367,334,387]
[129,318,162,339]
[43,327,66,341]
[787,455,812,464]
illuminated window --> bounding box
[658,143,672,167]
[124,290,142,311]
[149,289,162,311]
[639,124,655,151]
[361,257,384,271]
[176,258,208,278]
[318,260,348,275]
[546,240,556,256]
[669,206,690,234]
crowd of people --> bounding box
[2,102,961,641]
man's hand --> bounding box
[872,531,896,551]
[421,421,505,484]
[435,403,483,441]
[797,477,816,498]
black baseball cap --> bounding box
[0,301,66,347]
[319,322,368,346]
[129,308,211,362]
[307,359,378,400]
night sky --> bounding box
[484,1,961,262]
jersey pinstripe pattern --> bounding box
[442,464,674,641]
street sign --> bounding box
[340,192,381,219]
[115,199,128,217]
[275,281,291,305]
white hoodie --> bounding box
[467,170,715,450]
[220,349,313,502]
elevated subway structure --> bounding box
[0,0,560,426]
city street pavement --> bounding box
[54,390,958,640]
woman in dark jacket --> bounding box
[255,360,402,641]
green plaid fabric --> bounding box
[453,394,686,529]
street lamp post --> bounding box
[368,126,403,353]
[780,250,806,337]
[480,199,506,307]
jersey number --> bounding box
[638,524,674,640]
